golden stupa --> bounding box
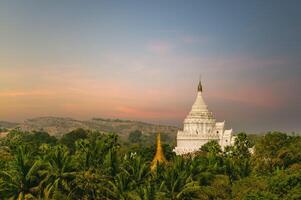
[151,133,167,171]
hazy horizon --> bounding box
[1,1,301,133]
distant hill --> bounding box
[0,121,19,129]
[0,117,179,140]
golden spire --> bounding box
[151,133,167,171]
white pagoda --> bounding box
[173,80,235,155]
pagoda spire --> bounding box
[197,75,203,92]
[151,133,167,171]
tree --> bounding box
[200,140,222,155]
[128,130,142,143]
[162,144,176,161]
[74,133,120,171]
[268,168,301,200]
[39,145,76,196]
[107,172,140,200]
[253,132,292,174]
[122,155,150,187]
[231,176,271,200]
[224,133,252,181]
[1,130,29,152]
[0,146,40,199]
[1,129,300,200]
[0,127,8,132]
[23,131,57,146]
[158,157,203,200]
[232,132,252,159]
[72,169,110,200]
[0,146,12,170]
[60,128,88,152]
[103,149,119,177]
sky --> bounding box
[0,0,300,133]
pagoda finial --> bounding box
[151,133,167,171]
[198,75,203,92]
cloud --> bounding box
[147,41,172,55]
[182,35,209,44]
[0,90,55,97]
[114,105,184,121]
[1,44,299,132]
[208,86,281,108]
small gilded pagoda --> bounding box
[151,133,167,170]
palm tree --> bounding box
[103,149,119,177]
[105,155,152,200]
[136,181,166,200]
[39,145,76,197]
[0,146,40,199]
[159,157,203,200]
[107,172,140,200]
[71,169,110,200]
[74,133,120,171]
[122,155,150,186]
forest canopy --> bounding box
[0,129,300,200]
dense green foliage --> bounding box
[128,130,143,143]
[0,127,8,132]
[0,129,300,200]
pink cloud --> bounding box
[0,90,55,97]
[147,41,172,55]
[182,35,209,44]
[0,48,296,125]
[208,83,285,109]
[114,105,183,120]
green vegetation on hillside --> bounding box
[1,117,178,140]
[0,127,8,133]
[0,129,300,199]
